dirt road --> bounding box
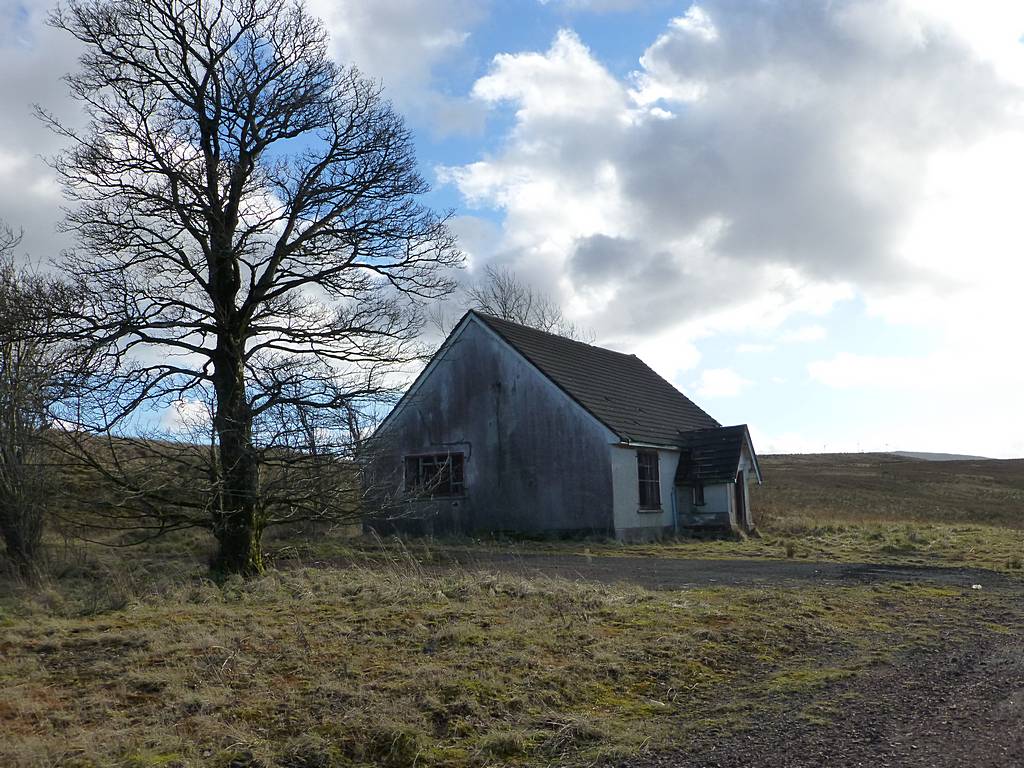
[627,613,1024,768]
[435,550,1016,591]
[434,551,1024,767]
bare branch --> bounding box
[44,0,463,575]
[464,266,591,341]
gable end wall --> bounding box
[366,318,617,535]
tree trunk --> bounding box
[210,340,263,577]
[0,510,42,580]
[0,437,45,582]
[0,477,44,580]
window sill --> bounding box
[637,506,663,514]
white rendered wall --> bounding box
[610,444,679,540]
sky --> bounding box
[3,0,1024,457]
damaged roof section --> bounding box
[473,312,720,445]
[675,425,761,485]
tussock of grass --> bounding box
[0,550,1009,768]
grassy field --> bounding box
[271,453,1024,574]
[2,451,1023,766]
[745,452,1024,571]
[753,452,1024,529]
[1,548,1016,768]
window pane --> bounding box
[451,454,464,494]
[637,451,660,508]
[404,453,465,497]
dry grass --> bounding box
[747,453,1024,572]
[1,544,1012,768]
[290,520,1024,576]
[527,520,1024,573]
[753,453,1024,529]
[355,453,1022,573]
[3,451,1023,765]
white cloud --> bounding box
[808,353,920,391]
[672,6,719,42]
[472,29,627,121]
[694,368,751,398]
[805,342,1024,458]
[0,2,85,262]
[1,0,487,265]
[8,0,1024,459]
[435,1,1024,456]
[442,1,1024,347]
[737,343,775,354]
[163,398,213,434]
[781,325,827,344]
[306,0,489,135]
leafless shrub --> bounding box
[0,225,90,579]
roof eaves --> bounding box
[472,311,719,442]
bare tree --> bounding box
[437,265,590,340]
[51,382,368,555]
[0,227,84,578]
[42,0,461,576]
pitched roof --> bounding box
[674,425,758,484]
[472,311,719,445]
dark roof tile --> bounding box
[674,425,752,484]
[473,312,719,444]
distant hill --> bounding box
[891,451,992,462]
[752,452,1024,529]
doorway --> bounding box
[734,470,747,529]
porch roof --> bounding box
[674,424,760,485]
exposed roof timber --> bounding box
[675,424,761,485]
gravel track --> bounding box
[436,551,1024,767]
[435,550,1018,591]
[624,615,1024,767]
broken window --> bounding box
[637,450,661,509]
[692,481,705,506]
[404,453,465,498]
